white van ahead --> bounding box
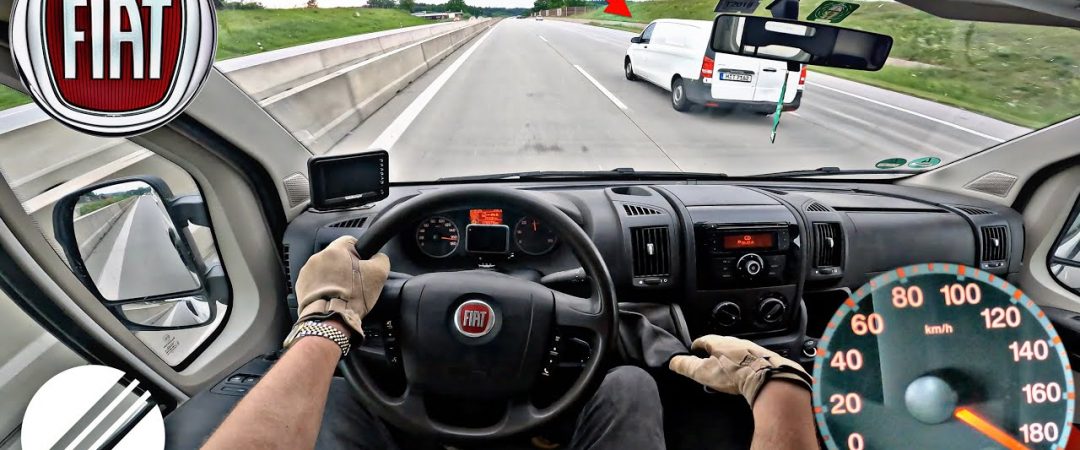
[624,19,804,113]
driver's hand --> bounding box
[670,335,811,406]
[294,236,390,335]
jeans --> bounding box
[316,366,666,450]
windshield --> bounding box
[211,0,1079,181]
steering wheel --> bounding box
[341,186,617,440]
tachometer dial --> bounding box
[415,216,459,258]
[814,264,1074,450]
[514,216,557,255]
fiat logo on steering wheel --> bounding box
[454,300,496,338]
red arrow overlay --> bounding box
[604,0,632,17]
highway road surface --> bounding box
[329,19,1031,180]
[83,195,200,302]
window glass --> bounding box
[0,107,229,367]
[1050,197,1080,292]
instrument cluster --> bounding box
[414,208,559,259]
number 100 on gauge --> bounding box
[813,263,1075,450]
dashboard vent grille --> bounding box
[813,222,843,268]
[630,226,670,277]
[623,204,662,216]
[282,244,293,294]
[329,217,368,228]
[981,225,1008,262]
[957,206,993,216]
[806,202,831,212]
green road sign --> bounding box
[875,158,907,169]
[807,1,860,23]
[908,157,942,169]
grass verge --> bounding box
[1,7,432,112]
[586,21,645,33]
[578,0,1080,128]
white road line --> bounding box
[538,35,548,42]
[369,22,500,151]
[573,65,628,110]
[807,81,1006,143]
[97,197,140,299]
[0,332,58,390]
[87,390,153,450]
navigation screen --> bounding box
[723,232,775,250]
[470,209,503,225]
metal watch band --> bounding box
[291,320,352,357]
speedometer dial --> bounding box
[814,264,1074,450]
[514,216,557,255]
[415,216,459,258]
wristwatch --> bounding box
[283,319,352,357]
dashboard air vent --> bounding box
[981,225,1008,262]
[957,206,992,216]
[623,204,662,216]
[806,202,831,212]
[328,217,368,228]
[282,244,293,294]
[813,222,843,268]
[630,226,670,277]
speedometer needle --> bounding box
[954,407,1028,450]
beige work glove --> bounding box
[293,236,390,335]
[670,335,811,406]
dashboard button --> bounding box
[711,302,741,328]
[757,297,786,324]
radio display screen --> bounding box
[723,232,775,250]
[469,209,503,225]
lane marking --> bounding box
[573,65,628,110]
[86,390,153,450]
[538,35,548,42]
[807,81,1006,143]
[369,22,500,151]
[97,196,141,299]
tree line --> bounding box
[365,0,529,17]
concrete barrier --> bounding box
[73,196,137,258]
[0,18,496,244]
[259,19,496,153]
[218,21,475,101]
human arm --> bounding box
[669,335,817,450]
[202,236,389,450]
[201,320,349,450]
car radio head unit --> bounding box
[308,150,389,210]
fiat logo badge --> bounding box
[454,300,495,338]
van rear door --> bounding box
[709,51,757,102]
[752,59,799,103]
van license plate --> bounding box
[719,73,752,82]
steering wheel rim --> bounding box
[341,186,618,440]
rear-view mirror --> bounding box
[631,36,643,44]
[710,14,892,71]
[52,177,228,330]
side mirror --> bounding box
[52,177,227,330]
[631,36,643,44]
[710,14,892,71]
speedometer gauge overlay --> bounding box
[814,264,1074,450]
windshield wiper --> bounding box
[748,167,922,178]
[437,168,728,182]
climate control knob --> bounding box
[757,297,787,324]
[711,302,742,328]
[736,253,765,278]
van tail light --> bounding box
[700,55,715,79]
[798,65,807,89]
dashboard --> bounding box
[282,180,1024,362]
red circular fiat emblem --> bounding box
[454,300,495,338]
